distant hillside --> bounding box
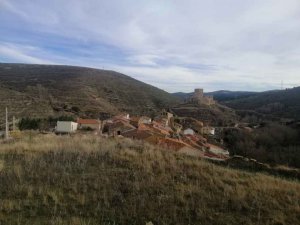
[224,87,300,120]
[172,90,257,102]
[206,90,258,101]
[172,92,193,101]
[0,63,179,124]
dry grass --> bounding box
[0,133,299,225]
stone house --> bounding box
[103,120,135,136]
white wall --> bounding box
[56,121,78,133]
[183,128,195,135]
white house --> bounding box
[56,121,78,133]
[183,128,195,135]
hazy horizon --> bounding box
[1,0,300,92]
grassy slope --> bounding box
[0,134,299,225]
[0,63,179,123]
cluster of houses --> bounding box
[56,110,229,161]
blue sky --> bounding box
[1,0,300,92]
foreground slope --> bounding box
[0,63,179,122]
[0,134,299,225]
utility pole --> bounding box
[13,116,16,131]
[5,107,9,140]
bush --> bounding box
[18,118,41,130]
[223,123,300,168]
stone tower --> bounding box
[193,88,204,100]
[187,88,215,105]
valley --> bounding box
[1,63,300,225]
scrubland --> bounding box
[0,133,299,225]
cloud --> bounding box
[1,0,300,92]
[0,43,54,64]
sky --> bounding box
[1,0,300,92]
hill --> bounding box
[224,87,300,120]
[206,90,258,102]
[0,63,179,124]
[172,90,257,102]
[0,134,299,225]
[171,102,237,126]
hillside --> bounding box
[171,102,238,126]
[224,87,300,120]
[0,63,179,124]
[0,134,299,225]
[172,91,257,102]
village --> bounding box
[0,88,291,171]
[0,88,232,161]
[0,109,229,161]
[54,110,229,161]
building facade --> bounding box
[56,121,78,133]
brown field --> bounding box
[0,133,299,225]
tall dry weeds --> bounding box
[0,133,299,225]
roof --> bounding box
[152,127,170,135]
[122,129,153,140]
[77,118,100,125]
[108,120,135,130]
[113,114,130,122]
[138,123,151,131]
[57,121,77,124]
[181,136,203,150]
[158,137,193,151]
[207,144,224,151]
[185,134,207,143]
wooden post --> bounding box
[5,107,9,140]
[13,116,16,131]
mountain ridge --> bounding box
[223,87,300,120]
[172,90,258,102]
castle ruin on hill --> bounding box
[186,88,215,105]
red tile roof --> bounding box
[158,137,193,151]
[77,118,100,125]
